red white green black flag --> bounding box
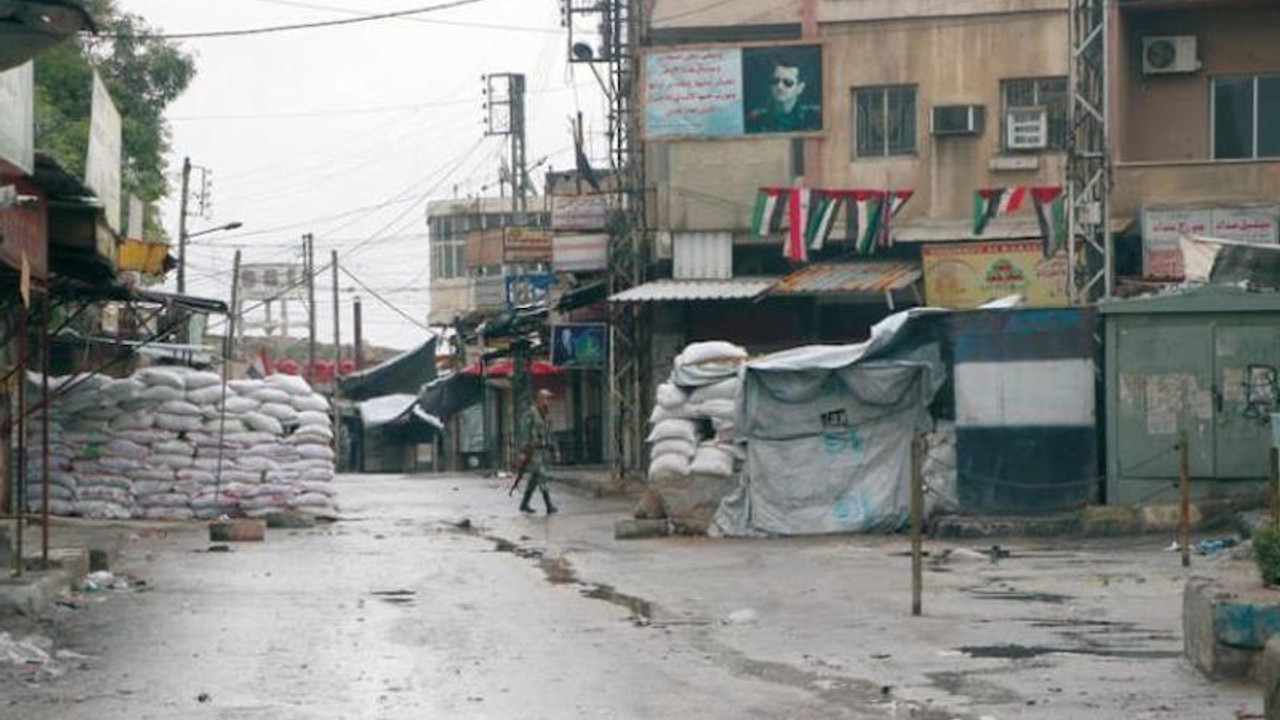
[972,187,1027,236]
[750,187,789,237]
[1031,186,1066,258]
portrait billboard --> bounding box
[551,323,608,370]
[643,44,822,140]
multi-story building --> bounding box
[619,0,1075,385]
[424,196,551,326]
[622,0,1279,368]
[1112,0,1280,281]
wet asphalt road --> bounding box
[2,475,841,720]
[1,473,1263,719]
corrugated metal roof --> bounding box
[609,278,775,303]
[770,262,922,296]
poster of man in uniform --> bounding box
[742,45,822,134]
[644,44,822,139]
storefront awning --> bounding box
[768,261,921,297]
[338,334,438,401]
[460,360,563,377]
[608,277,775,303]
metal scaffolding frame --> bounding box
[1067,0,1114,303]
[565,0,648,478]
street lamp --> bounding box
[177,221,242,293]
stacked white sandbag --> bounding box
[646,341,746,481]
[24,368,338,521]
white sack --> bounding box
[249,388,291,405]
[154,413,202,433]
[295,411,331,427]
[159,400,202,417]
[137,368,185,390]
[259,402,299,423]
[222,396,260,414]
[265,374,312,396]
[183,371,222,390]
[646,418,698,444]
[186,386,226,405]
[688,443,736,478]
[648,453,690,480]
[291,394,330,412]
[140,385,184,403]
[656,382,688,410]
[650,438,696,459]
[242,412,284,436]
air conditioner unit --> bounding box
[932,105,985,136]
[1006,107,1048,150]
[1143,36,1200,75]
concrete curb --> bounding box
[547,471,640,499]
[933,497,1262,539]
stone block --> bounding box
[265,511,317,529]
[1264,636,1280,719]
[1139,503,1202,533]
[614,518,669,541]
[930,514,1081,539]
[1082,505,1140,536]
[48,548,90,586]
[209,519,266,542]
[1185,575,1280,682]
[651,473,733,534]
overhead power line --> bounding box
[340,265,431,332]
[229,0,561,35]
[101,0,490,40]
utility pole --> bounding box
[565,0,649,478]
[353,296,364,370]
[331,250,341,369]
[305,233,316,382]
[331,250,342,469]
[1068,0,1113,302]
[227,250,242,360]
[177,156,191,294]
[483,72,528,213]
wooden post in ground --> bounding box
[1271,447,1279,533]
[911,434,925,616]
[1179,430,1191,568]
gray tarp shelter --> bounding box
[713,310,946,536]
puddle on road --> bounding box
[965,588,1073,604]
[581,583,654,622]
[443,519,658,625]
[959,643,1181,660]
[370,589,418,606]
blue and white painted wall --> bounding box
[951,308,1100,514]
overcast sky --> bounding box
[117,0,607,350]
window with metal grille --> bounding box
[1000,77,1068,151]
[854,85,917,158]
[1213,75,1280,160]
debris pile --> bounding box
[646,341,746,482]
[24,369,337,521]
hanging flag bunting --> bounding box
[972,186,1027,236]
[784,188,811,262]
[750,187,789,237]
[877,189,915,249]
[851,191,885,255]
[806,191,841,250]
[1031,186,1067,259]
